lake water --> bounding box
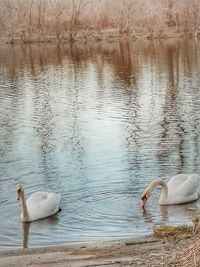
[0,39,200,249]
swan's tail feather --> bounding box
[56,193,61,212]
[198,183,200,196]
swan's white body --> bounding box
[26,192,61,222]
[17,185,61,222]
[141,174,200,207]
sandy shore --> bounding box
[0,235,195,267]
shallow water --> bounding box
[0,40,200,249]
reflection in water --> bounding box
[22,216,59,249]
[0,39,200,249]
[22,223,30,249]
[142,208,154,223]
[142,201,200,226]
[159,202,200,224]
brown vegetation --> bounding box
[173,209,200,267]
[153,225,193,238]
[0,0,200,43]
[175,238,200,267]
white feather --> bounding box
[17,185,61,222]
[26,192,61,222]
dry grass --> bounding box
[174,236,200,267]
[154,209,200,267]
[187,207,200,234]
[153,225,200,267]
[153,225,193,238]
[1,0,200,43]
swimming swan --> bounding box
[141,174,200,208]
[16,184,61,222]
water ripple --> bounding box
[0,40,200,249]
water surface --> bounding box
[0,40,200,249]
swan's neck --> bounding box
[20,190,30,222]
[149,179,168,198]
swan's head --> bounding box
[141,188,151,208]
[16,184,23,200]
[141,179,168,207]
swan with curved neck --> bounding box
[16,184,61,222]
[141,174,200,208]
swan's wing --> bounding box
[167,174,190,188]
[27,192,49,203]
[26,192,61,221]
[165,174,200,204]
[40,193,61,214]
[177,174,199,197]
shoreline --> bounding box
[0,29,199,46]
[0,234,196,266]
[0,235,153,256]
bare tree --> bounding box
[67,0,91,40]
[121,0,136,34]
[166,0,175,27]
[35,0,48,41]
[49,0,66,41]
[1,0,200,43]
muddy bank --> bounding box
[0,234,197,267]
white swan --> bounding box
[141,173,200,208]
[16,184,61,222]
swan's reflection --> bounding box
[159,201,199,222]
[22,222,30,248]
[159,205,169,222]
[142,208,154,223]
[22,216,59,249]
[142,200,200,226]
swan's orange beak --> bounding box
[141,195,147,208]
